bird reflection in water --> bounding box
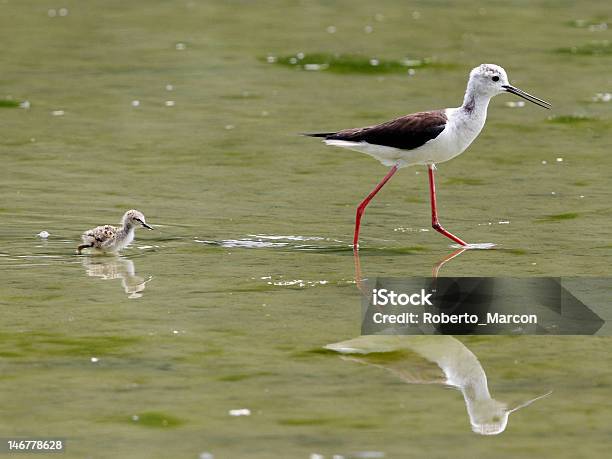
[327,335,551,435]
[81,256,152,299]
[345,249,551,435]
[353,247,466,293]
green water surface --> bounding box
[1,1,611,458]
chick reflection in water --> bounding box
[326,335,551,435]
[82,256,152,299]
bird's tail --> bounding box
[301,132,336,138]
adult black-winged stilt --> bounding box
[305,64,551,250]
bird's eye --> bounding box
[492,76,500,82]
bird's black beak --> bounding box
[142,222,154,230]
[502,85,551,109]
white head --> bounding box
[122,209,154,230]
[467,391,552,436]
[467,64,551,108]
[467,398,510,435]
[468,64,510,97]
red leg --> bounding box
[354,165,398,250]
[432,248,466,278]
[353,249,367,294]
[428,164,467,246]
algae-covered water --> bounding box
[1,1,611,458]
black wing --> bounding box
[305,110,448,151]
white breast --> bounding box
[118,228,135,250]
[106,228,134,252]
[435,107,487,161]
